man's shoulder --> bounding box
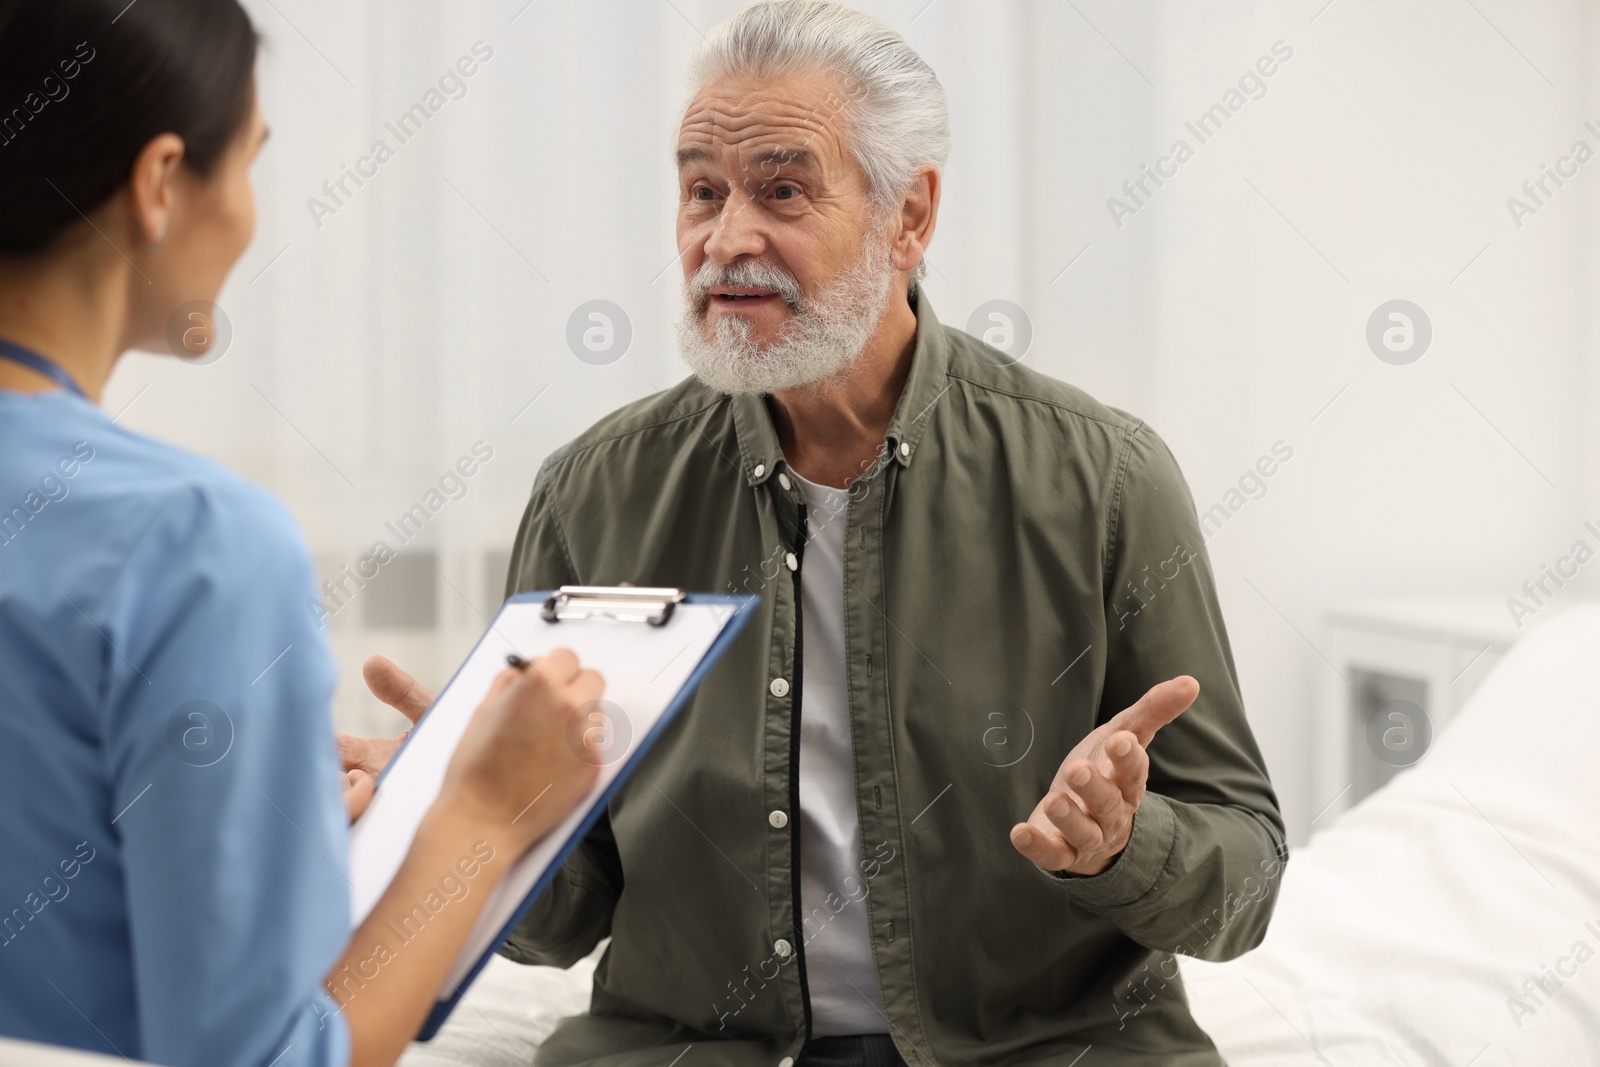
[938,323,1145,439]
[537,324,1161,478]
[543,376,730,471]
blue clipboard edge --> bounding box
[366,591,761,1041]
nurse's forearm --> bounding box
[326,808,527,1067]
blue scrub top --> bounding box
[0,389,351,1066]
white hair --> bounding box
[685,1,950,284]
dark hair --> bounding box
[0,0,258,255]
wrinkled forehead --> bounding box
[676,73,858,179]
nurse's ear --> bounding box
[125,133,187,250]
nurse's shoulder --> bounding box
[1,390,315,608]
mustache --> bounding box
[684,259,805,313]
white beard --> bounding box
[674,237,896,396]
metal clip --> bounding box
[540,585,687,627]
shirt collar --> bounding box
[730,289,951,486]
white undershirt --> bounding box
[791,468,888,1036]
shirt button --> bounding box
[899,441,911,458]
[775,939,793,958]
[769,810,788,828]
[784,552,798,572]
[770,677,790,698]
[778,472,792,491]
[753,463,766,479]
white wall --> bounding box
[104,0,1600,843]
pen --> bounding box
[506,653,528,670]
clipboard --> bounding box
[346,587,757,1039]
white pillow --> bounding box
[1182,602,1600,1066]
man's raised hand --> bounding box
[1009,676,1199,876]
[339,655,438,821]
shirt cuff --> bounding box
[1038,791,1177,910]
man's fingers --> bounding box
[1010,817,1076,873]
[344,769,375,823]
[335,732,406,779]
[1108,675,1199,747]
[1045,787,1107,854]
[1105,731,1148,805]
[335,732,367,773]
[362,655,435,723]
[1062,761,1122,826]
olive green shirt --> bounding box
[501,293,1286,1067]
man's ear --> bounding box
[126,133,187,248]
[891,163,941,276]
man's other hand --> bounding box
[1010,676,1199,876]
[339,655,437,822]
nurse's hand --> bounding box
[331,649,601,1066]
[341,652,603,839]
[435,647,603,849]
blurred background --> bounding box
[106,0,1600,844]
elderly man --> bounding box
[356,3,1285,1064]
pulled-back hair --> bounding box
[0,0,258,256]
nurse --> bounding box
[0,2,600,1065]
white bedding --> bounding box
[402,604,1600,1066]
[399,952,597,1067]
[1182,603,1600,1066]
